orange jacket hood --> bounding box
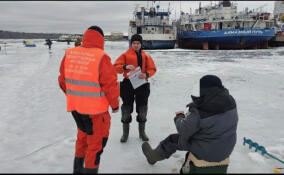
[81,29,104,49]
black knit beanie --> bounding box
[88,26,104,37]
[130,34,143,44]
[200,75,223,96]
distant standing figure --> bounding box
[75,38,82,47]
[45,39,53,50]
[67,40,70,45]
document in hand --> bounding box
[127,67,147,89]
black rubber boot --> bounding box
[82,168,99,174]
[139,122,149,141]
[73,157,84,174]
[142,142,164,165]
[120,123,129,142]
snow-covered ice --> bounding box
[0,39,284,173]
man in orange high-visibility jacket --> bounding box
[58,26,120,174]
[114,34,156,143]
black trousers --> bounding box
[120,78,150,123]
[157,134,180,159]
[71,111,93,135]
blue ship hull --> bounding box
[177,28,275,49]
[129,40,176,50]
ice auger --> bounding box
[243,137,284,173]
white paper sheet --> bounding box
[127,67,147,89]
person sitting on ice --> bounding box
[141,75,239,174]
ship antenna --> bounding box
[134,3,139,20]
[180,1,181,15]
[179,1,183,18]
[175,5,177,20]
[199,1,201,14]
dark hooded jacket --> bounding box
[174,87,238,162]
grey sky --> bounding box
[0,1,275,34]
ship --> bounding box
[177,1,275,50]
[128,3,177,49]
[269,1,284,47]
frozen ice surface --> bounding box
[0,39,284,173]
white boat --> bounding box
[128,3,177,49]
[57,34,81,42]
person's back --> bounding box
[142,75,238,174]
[180,86,238,162]
[58,26,119,174]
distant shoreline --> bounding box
[0,30,77,39]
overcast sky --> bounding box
[0,1,275,34]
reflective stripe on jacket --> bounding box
[64,46,109,115]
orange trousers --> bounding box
[74,112,111,169]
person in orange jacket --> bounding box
[114,34,156,143]
[58,26,120,174]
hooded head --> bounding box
[200,75,223,96]
[130,34,143,44]
[81,25,104,49]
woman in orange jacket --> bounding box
[58,26,119,174]
[114,34,156,143]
